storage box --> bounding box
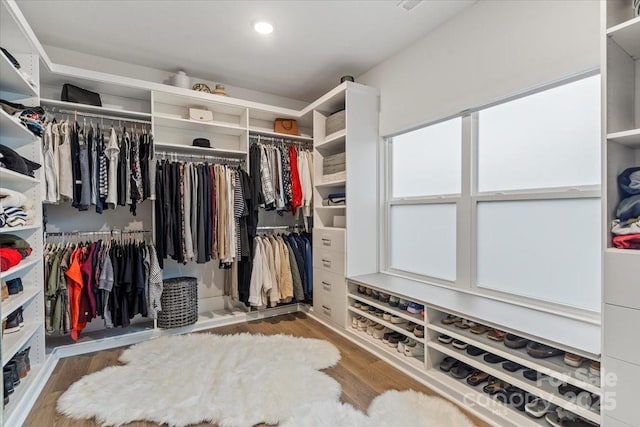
[323,152,346,175]
[189,108,213,122]
[333,215,346,228]
[325,109,345,135]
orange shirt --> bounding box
[65,248,84,341]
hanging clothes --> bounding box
[40,117,153,214]
[248,231,311,308]
[43,235,161,341]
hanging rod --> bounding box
[256,225,305,231]
[44,229,151,238]
[249,134,312,146]
[43,106,152,125]
[155,150,245,163]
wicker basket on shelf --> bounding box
[157,277,198,329]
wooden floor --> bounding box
[24,313,489,426]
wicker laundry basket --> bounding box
[157,277,198,329]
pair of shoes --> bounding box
[438,334,452,344]
[403,340,424,357]
[487,329,507,341]
[441,314,460,325]
[564,353,584,367]
[483,378,510,395]
[384,332,405,348]
[3,307,23,335]
[6,277,23,295]
[357,285,366,294]
[496,386,535,412]
[398,299,409,311]
[483,353,507,364]
[1,280,7,301]
[389,315,404,324]
[470,324,489,334]
[504,334,529,349]
[452,339,468,350]
[526,341,564,358]
[467,370,490,386]
[450,362,474,379]
[524,398,553,418]
[454,318,476,329]
[523,369,547,381]
[388,295,399,307]
[466,346,486,357]
[373,325,391,339]
[9,349,29,379]
[378,292,390,303]
[406,302,424,314]
[405,323,424,338]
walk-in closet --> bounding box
[0,0,637,426]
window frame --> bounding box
[381,71,601,314]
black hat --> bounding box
[0,144,41,177]
[192,138,211,148]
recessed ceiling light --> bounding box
[254,21,274,35]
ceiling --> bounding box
[17,0,475,102]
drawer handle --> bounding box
[322,259,332,268]
[322,281,332,290]
[322,238,332,246]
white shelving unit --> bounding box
[602,3,640,426]
[0,1,45,423]
[39,98,152,120]
[311,83,379,329]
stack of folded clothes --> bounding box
[0,234,32,272]
[611,167,640,249]
[0,99,46,137]
[322,192,345,206]
[0,187,35,228]
[0,144,41,178]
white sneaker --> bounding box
[404,342,424,357]
[373,325,391,339]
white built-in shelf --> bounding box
[315,226,345,231]
[0,257,39,280]
[154,113,246,136]
[1,287,40,321]
[316,205,346,210]
[315,178,346,189]
[0,167,40,185]
[428,341,601,424]
[249,128,313,141]
[0,108,38,142]
[154,141,247,158]
[428,322,601,395]
[604,247,640,255]
[428,370,547,427]
[40,98,151,120]
[0,224,40,234]
[348,292,423,323]
[315,129,346,155]
[607,128,640,148]
[0,53,38,100]
[607,16,640,59]
[2,364,43,426]
[347,306,425,344]
[346,325,424,371]
[2,322,41,365]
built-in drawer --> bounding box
[313,287,346,328]
[603,356,640,426]
[604,251,640,310]
[604,304,640,365]
[314,268,346,304]
[313,227,345,253]
[313,248,345,276]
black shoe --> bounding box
[466,345,486,357]
[3,311,20,334]
[523,369,546,381]
[503,361,526,372]
[3,362,20,387]
[5,278,22,295]
[504,334,529,349]
[3,369,14,396]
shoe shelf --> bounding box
[3,363,43,426]
[0,107,39,142]
[346,322,424,371]
[2,322,41,366]
[0,224,41,234]
[348,292,424,324]
[427,369,549,427]
[428,342,601,425]
[315,178,346,189]
[154,113,247,137]
[1,287,40,321]
[428,322,601,395]
[347,306,425,344]
[0,167,40,185]
[0,52,38,101]
[0,257,39,280]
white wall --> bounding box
[43,45,309,111]
[358,0,600,136]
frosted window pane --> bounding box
[390,204,456,281]
[392,117,461,197]
[476,199,601,311]
[478,75,601,192]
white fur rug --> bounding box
[281,390,476,427]
[58,334,475,427]
[57,333,341,426]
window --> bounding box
[385,74,601,312]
